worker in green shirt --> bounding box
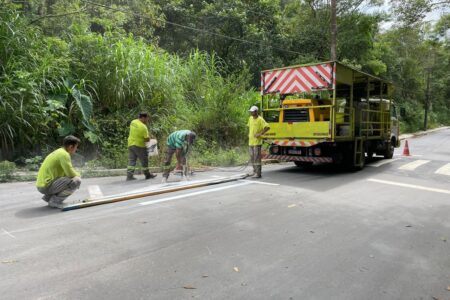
[36,135,82,208]
[247,106,270,178]
[127,112,157,181]
[161,130,196,183]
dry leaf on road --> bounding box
[183,285,196,289]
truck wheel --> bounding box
[353,151,365,171]
[384,139,395,159]
[294,161,313,168]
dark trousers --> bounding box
[249,145,262,176]
[162,148,186,179]
[127,146,149,176]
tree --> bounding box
[391,0,450,26]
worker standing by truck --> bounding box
[247,106,270,178]
[161,130,196,183]
[127,112,157,181]
[36,135,82,208]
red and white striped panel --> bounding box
[270,139,324,147]
[264,155,333,163]
[261,63,334,95]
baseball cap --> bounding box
[248,106,259,112]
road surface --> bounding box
[1,129,449,300]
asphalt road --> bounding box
[1,129,450,300]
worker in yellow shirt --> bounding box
[247,106,270,178]
[127,112,157,181]
[36,135,82,208]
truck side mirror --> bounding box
[400,107,406,118]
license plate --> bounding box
[288,149,302,155]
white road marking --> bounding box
[87,185,103,199]
[398,160,430,171]
[241,180,280,186]
[367,158,402,167]
[435,163,450,176]
[367,178,450,195]
[2,228,16,239]
[394,154,423,157]
[139,181,252,206]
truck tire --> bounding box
[294,161,313,168]
[384,138,395,159]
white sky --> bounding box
[362,1,449,31]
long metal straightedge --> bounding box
[62,173,248,211]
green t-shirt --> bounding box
[167,130,191,149]
[36,148,80,188]
[128,119,149,147]
[247,116,269,146]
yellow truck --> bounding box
[261,61,400,169]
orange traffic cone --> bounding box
[403,140,411,156]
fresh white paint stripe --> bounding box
[241,180,280,186]
[394,154,423,157]
[398,159,430,171]
[435,163,450,176]
[367,178,450,195]
[139,181,252,206]
[87,185,103,199]
[367,158,402,167]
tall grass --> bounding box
[1,4,256,165]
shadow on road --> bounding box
[15,206,60,219]
[264,161,381,192]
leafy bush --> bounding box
[25,156,43,171]
[0,161,16,182]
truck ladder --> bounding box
[354,137,365,168]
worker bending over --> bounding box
[36,135,82,208]
[127,112,157,181]
[162,130,196,183]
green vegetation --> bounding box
[0,0,449,173]
[0,161,16,182]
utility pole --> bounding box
[330,0,337,61]
[423,67,432,131]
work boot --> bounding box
[144,171,157,180]
[126,174,137,181]
[145,173,157,179]
[48,200,64,209]
[251,174,262,179]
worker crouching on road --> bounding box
[247,106,270,178]
[36,135,82,208]
[127,112,157,181]
[161,130,196,183]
